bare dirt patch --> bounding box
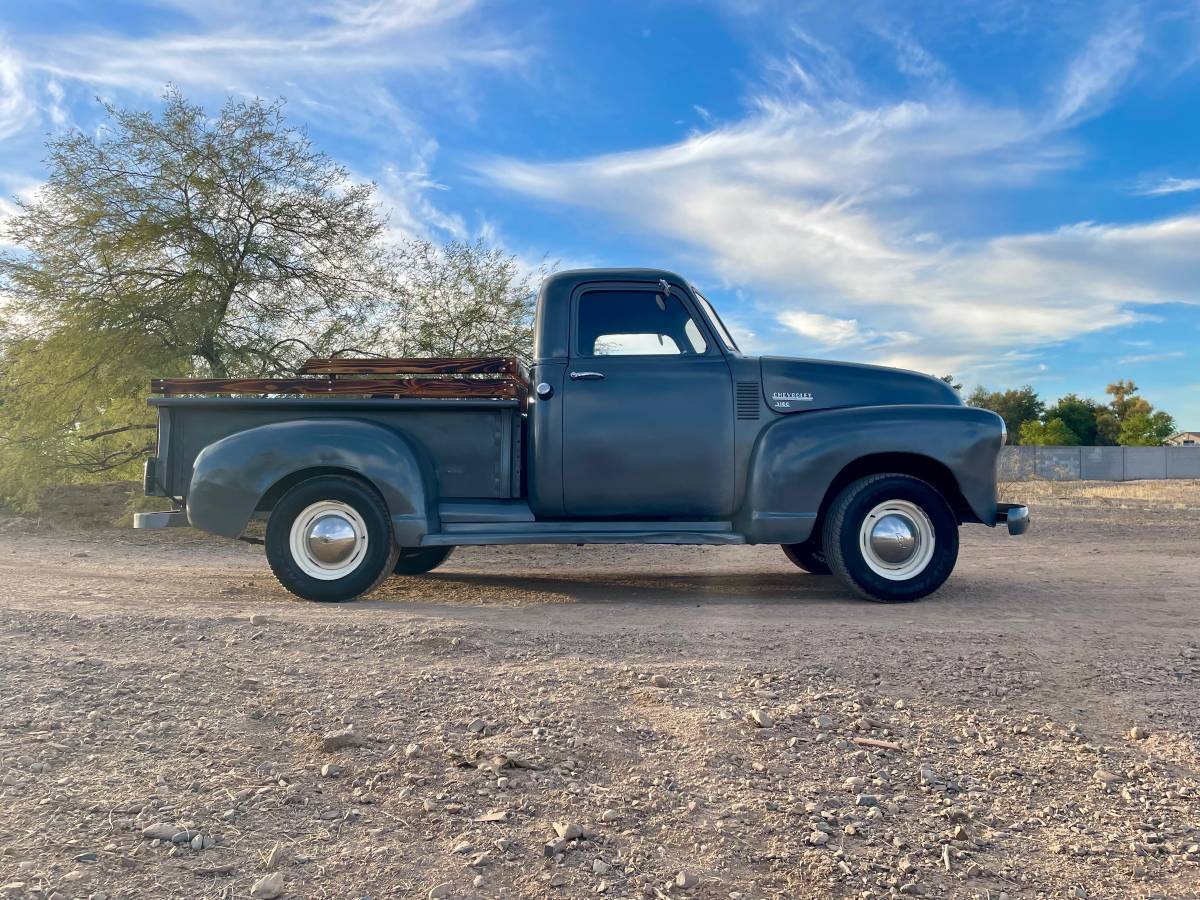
[0,488,1197,899]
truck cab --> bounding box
[137,267,1028,604]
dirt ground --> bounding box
[0,483,1198,900]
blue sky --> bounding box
[1,0,1198,422]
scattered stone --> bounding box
[748,709,773,728]
[1093,769,1121,787]
[141,823,178,841]
[428,883,453,899]
[553,821,583,840]
[320,763,344,778]
[159,673,181,685]
[1129,726,1150,740]
[600,809,619,823]
[466,718,488,734]
[808,831,830,846]
[593,859,612,875]
[265,843,285,870]
[650,674,671,688]
[249,614,268,626]
[855,794,878,807]
[843,776,866,792]
[675,871,700,890]
[452,841,473,854]
[812,714,834,729]
[250,872,284,899]
[320,728,364,752]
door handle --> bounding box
[568,371,605,381]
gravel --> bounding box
[0,495,1198,898]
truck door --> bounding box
[561,284,735,518]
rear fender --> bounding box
[739,405,1004,544]
[186,419,435,545]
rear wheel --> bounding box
[265,475,398,602]
[394,546,455,576]
[781,540,830,575]
[822,474,958,603]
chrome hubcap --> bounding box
[869,514,918,564]
[859,500,935,581]
[288,501,369,580]
[306,514,358,565]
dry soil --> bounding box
[0,484,1197,900]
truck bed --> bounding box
[148,397,523,502]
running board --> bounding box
[422,520,743,546]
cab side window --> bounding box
[576,290,708,357]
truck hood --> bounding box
[760,356,961,414]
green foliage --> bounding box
[976,379,1178,448]
[1018,417,1080,446]
[966,385,1044,444]
[1118,409,1176,446]
[1044,394,1101,446]
[0,89,539,511]
[939,374,963,393]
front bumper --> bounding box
[995,503,1030,535]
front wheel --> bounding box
[822,474,958,603]
[265,475,399,602]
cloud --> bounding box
[1054,16,1144,123]
[481,12,1197,382]
[0,40,35,141]
[1134,175,1200,196]
[0,0,526,243]
[1118,350,1186,364]
[778,310,913,350]
[26,0,521,96]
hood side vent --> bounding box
[736,382,760,420]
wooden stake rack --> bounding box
[151,357,528,400]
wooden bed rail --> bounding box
[150,356,529,399]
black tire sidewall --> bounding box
[824,475,958,603]
[394,546,455,576]
[266,476,397,602]
[781,541,831,575]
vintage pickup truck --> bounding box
[136,268,1028,603]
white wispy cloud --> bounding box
[778,310,913,350]
[481,11,1197,381]
[1053,15,1144,123]
[1118,350,1186,364]
[0,40,36,141]
[1134,175,1200,196]
[0,0,525,243]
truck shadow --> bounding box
[374,570,866,607]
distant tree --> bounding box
[0,89,542,510]
[1044,394,1101,446]
[1106,379,1148,422]
[1018,417,1080,446]
[383,239,545,360]
[939,374,963,393]
[1101,380,1175,446]
[1118,409,1176,447]
[966,385,1044,444]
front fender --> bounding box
[739,405,1004,544]
[187,419,435,546]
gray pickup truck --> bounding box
[136,268,1028,603]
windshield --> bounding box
[693,290,740,353]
